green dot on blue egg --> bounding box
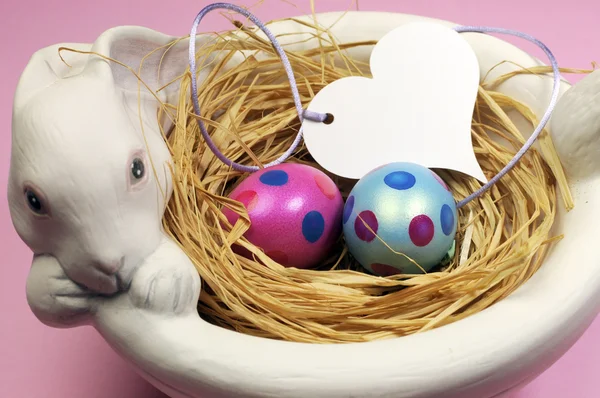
[302,210,325,243]
[384,171,416,190]
[259,169,289,186]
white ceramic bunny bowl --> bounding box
[8,10,600,398]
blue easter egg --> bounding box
[342,162,457,276]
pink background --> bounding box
[1,0,598,396]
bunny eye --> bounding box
[130,158,145,181]
[24,186,48,216]
[127,152,149,190]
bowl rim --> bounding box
[85,10,600,398]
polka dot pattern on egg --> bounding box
[343,195,355,224]
[354,210,378,242]
[342,162,457,276]
[265,250,289,265]
[384,171,416,190]
[222,163,344,270]
[259,169,289,186]
[302,211,325,243]
[234,190,259,212]
[408,215,435,247]
[371,263,403,277]
[314,173,338,200]
[431,170,450,191]
[440,204,455,236]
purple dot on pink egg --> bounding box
[314,173,338,200]
[259,169,288,186]
[409,215,435,247]
[235,190,259,212]
[302,211,325,243]
[371,263,403,276]
[431,170,450,191]
[343,195,355,224]
[354,210,378,242]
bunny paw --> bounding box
[129,238,201,314]
[26,255,96,328]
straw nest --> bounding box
[157,15,581,344]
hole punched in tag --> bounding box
[323,113,335,125]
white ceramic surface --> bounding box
[9,10,600,398]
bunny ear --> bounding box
[88,26,189,104]
[84,26,219,133]
[13,42,92,111]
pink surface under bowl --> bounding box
[4,3,600,398]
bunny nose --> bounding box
[94,257,124,275]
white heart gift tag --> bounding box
[302,21,486,182]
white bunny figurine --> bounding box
[7,26,207,327]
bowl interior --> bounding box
[91,11,600,398]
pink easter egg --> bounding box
[222,163,344,269]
